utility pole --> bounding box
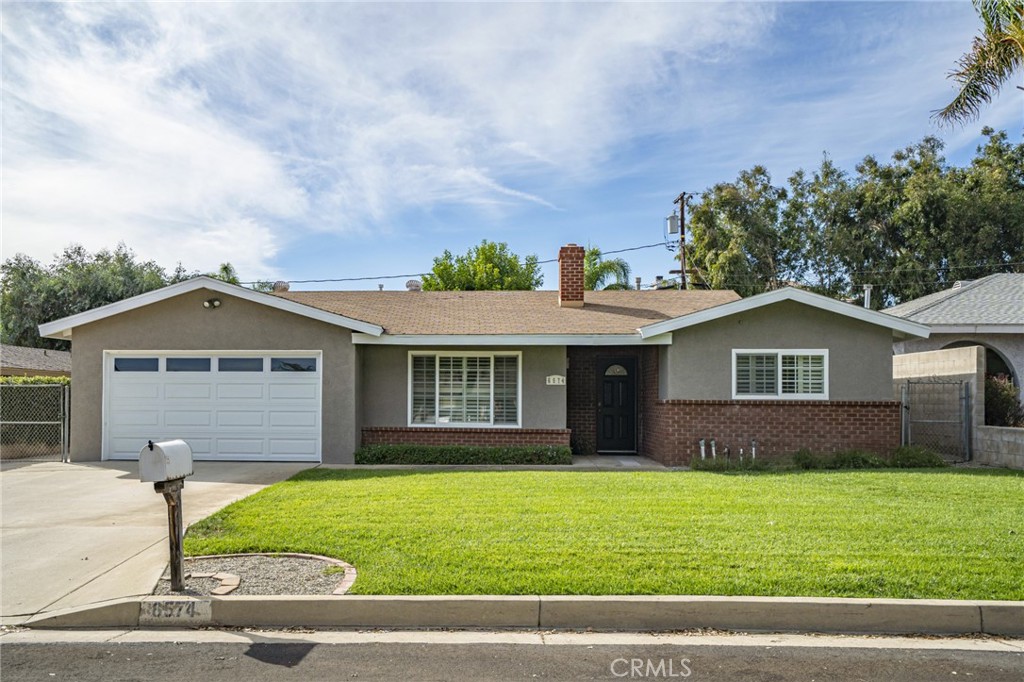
[670,192,689,290]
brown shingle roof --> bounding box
[1,344,72,373]
[275,289,740,335]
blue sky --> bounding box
[3,1,1020,290]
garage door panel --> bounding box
[110,383,161,400]
[164,411,212,427]
[270,439,318,456]
[216,438,268,456]
[165,383,212,400]
[269,411,317,427]
[217,383,265,399]
[105,352,321,462]
[217,411,265,427]
[111,410,161,427]
[269,384,317,400]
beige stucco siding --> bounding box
[360,345,567,428]
[69,288,358,464]
[662,300,894,400]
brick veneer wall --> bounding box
[643,399,901,467]
[362,427,571,448]
[566,346,654,455]
[558,244,585,307]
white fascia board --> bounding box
[352,333,672,346]
[637,287,931,340]
[926,324,1024,335]
[38,276,384,339]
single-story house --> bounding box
[887,274,1024,394]
[38,244,929,466]
[1,344,72,378]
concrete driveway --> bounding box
[1,460,310,624]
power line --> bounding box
[240,241,670,285]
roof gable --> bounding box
[37,277,385,340]
[638,287,930,340]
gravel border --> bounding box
[153,553,357,597]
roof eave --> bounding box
[351,333,673,346]
[37,277,385,340]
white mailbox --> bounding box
[139,439,194,483]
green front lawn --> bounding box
[185,469,1024,599]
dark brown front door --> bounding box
[596,357,636,453]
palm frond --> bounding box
[934,0,1024,126]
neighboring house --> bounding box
[887,274,1024,393]
[0,344,72,378]
[37,244,928,466]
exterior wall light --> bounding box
[203,298,221,309]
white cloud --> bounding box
[1,2,773,275]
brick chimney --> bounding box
[558,244,585,308]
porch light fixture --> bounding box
[203,298,221,309]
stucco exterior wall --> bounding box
[68,288,358,464]
[359,345,567,429]
[661,300,895,401]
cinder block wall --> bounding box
[893,345,985,433]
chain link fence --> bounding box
[0,384,69,462]
[900,379,970,462]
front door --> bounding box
[596,357,637,453]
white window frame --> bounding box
[407,351,523,428]
[731,349,829,400]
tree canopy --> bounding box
[1,244,265,349]
[421,240,543,291]
[685,129,1024,307]
[935,0,1023,126]
[584,247,632,290]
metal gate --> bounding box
[0,384,70,462]
[900,379,970,462]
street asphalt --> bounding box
[2,630,1022,681]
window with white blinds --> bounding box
[733,350,828,399]
[409,352,521,426]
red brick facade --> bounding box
[566,346,656,455]
[362,427,571,448]
[558,244,585,307]
[643,399,901,467]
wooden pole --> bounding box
[156,479,185,592]
[673,192,689,290]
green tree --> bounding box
[782,156,855,299]
[583,246,632,290]
[1,244,169,350]
[207,263,241,285]
[421,240,543,291]
[686,167,802,297]
[935,0,1024,126]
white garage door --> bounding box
[103,352,322,462]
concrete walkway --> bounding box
[1,460,308,624]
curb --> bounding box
[23,595,1024,635]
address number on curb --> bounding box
[139,599,212,626]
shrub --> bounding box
[792,449,821,470]
[828,450,887,469]
[890,446,948,468]
[354,444,572,466]
[0,376,70,385]
[985,374,1024,427]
